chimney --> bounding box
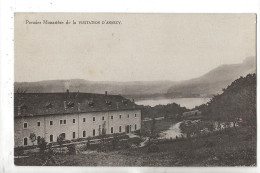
[17,106,21,116]
[64,101,67,110]
[105,91,108,95]
[78,103,81,112]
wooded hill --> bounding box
[138,103,188,119]
[197,73,256,129]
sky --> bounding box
[15,13,256,82]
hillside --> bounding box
[167,56,256,97]
[14,80,176,97]
[199,73,256,126]
[15,57,255,99]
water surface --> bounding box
[136,97,211,109]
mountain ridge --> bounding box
[15,56,256,99]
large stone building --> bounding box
[14,91,141,147]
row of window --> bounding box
[23,114,138,128]
[24,134,55,145]
[81,125,137,137]
[22,124,138,145]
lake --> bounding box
[135,97,211,109]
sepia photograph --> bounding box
[13,13,256,167]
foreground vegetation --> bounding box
[15,125,256,166]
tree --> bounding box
[57,134,65,153]
[180,120,203,153]
[112,134,119,150]
[29,133,36,146]
[41,143,57,166]
[38,137,47,154]
[102,121,107,136]
[137,102,188,120]
[149,117,157,143]
[68,144,76,154]
[202,74,256,133]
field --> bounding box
[15,124,256,166]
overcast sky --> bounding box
[15,13,256,82]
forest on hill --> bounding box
[137,103,188,119]
[197,73,256,130]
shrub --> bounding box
[88,143,100,150]
[14,146,24,157]
[134,130,141,136]
[38,137,47,153]
[204,140,215,148]
[129,137,142,146]
[147,144,159,153]
[29,133,36,146]
[67,144,76,154]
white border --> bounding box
[0,0,259,173]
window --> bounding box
[60,120,66,124]
[127,114,129,118]
[37,121,41,126]
[119,126,121,132]
[102,116,104,120]
[135,124,137,130]
[93,117,95,121]
[37,136,41,144]
[50,121,53,126]
[24,138,28,146]
[135,114,137,117]
[23,122,28,129]
[73,119,76,123]
[93,129,95,136]
[111,116,113,120]
[73,132,76,139]
[111,127,113,133]
[83,118,86,122]
[50,135,53,142]
[83,131,86,137]
[119,115,122,119]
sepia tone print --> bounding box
[14,13,256,166]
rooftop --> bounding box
[14,91,138,117]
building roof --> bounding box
[14,92,138,117]
[182,110,201,116]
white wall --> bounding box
[14,109,141,147]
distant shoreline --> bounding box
[124,94,213,101]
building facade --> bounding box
[14,91,141,147]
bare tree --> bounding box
[29,133,36,146]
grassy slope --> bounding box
[15,126,256,166]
